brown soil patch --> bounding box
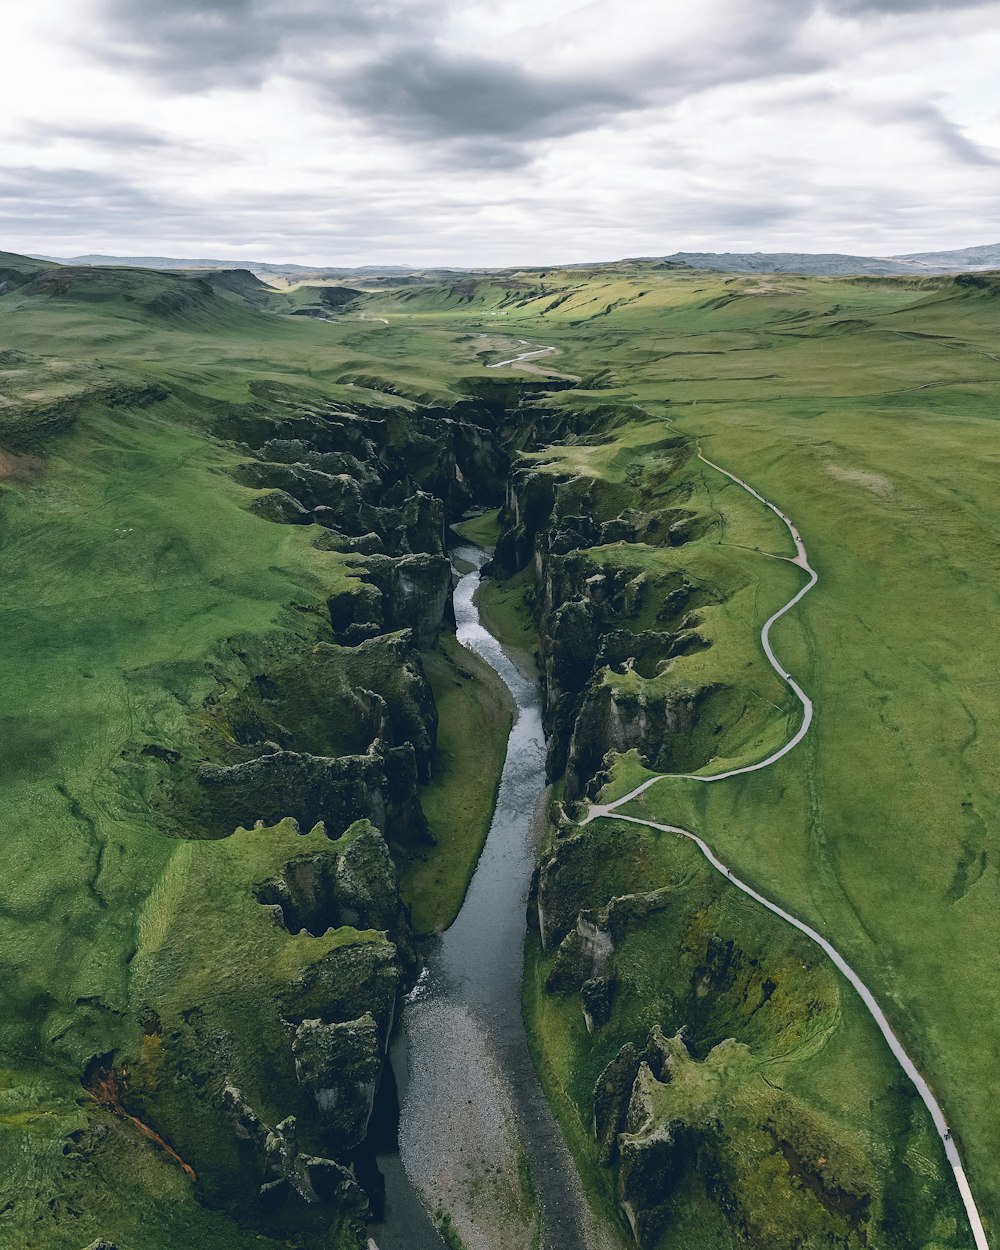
[0,448,44,481]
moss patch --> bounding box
[402,633,515,932]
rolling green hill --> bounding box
[0,249,998,1250]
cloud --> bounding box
[0,167,169,248]
[822,0,998,11]
[93,0,414,88]
[2,0,999,263]
[909,103,1000,165]
[867,101,1000,166]
[336,47,637,148]
[25,121,169,148]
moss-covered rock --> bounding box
[126,819,405,1234]
[332,554,453,649]
[196,747,429,846]
[250,488,312,524]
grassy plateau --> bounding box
[0,250,998,1249]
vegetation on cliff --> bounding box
[1,252,998,1249]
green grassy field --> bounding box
[364,266,1000,1240]
[2,254,999,1247]
[0,259,537,1247]
[398,267,997,1241]
[402,633,514,933]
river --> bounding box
[370,544,595,1250]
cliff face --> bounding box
[119,388,533,1242]
[529,817,932,1249]
[224,398,509,557]
[125,818,407,1232]
[493,413,963,1248]
[492,444,721,801]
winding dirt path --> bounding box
[486,341,557,368]
[584,449,990,1250]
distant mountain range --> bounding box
[34,242,1000,281]
[34,254,455,285]
[649,243,1000,277]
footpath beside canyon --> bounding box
[0,253,995,1250]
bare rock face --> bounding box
[563,680,714,802]
[292,1015,382,1145]
[228,394,511,562]
[489,433,730,803]
[328,553,453,649]
[262,1115,366,1211]
[197,746,429,847]
[542,597,600,778]
[493,464,561,573]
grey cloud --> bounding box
[876,102,1000,166]
[9,0,1000,266]
[336,47,637,148]
[25,121,169,148]
[93,0,423,88]
[822,0,999,12]
[0,167,163,234]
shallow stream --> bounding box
[370,545,591,1250]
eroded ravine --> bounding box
[586,450,990,1250]
[372,544,596,1250]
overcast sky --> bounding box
[2,0,999,266]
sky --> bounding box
[2,0,1000,266]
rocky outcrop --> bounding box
[286,929,401,1036]
[489,447,725,798]
[262,1114,367,1210]
[206,632,438,778]
[537,833,671,1033]
[592,1027,879,1250]
[250,488,312,524]
[198,746,429,847]
[563,679,714,802]
[225,391,512,563]
[333,821,410,943]
[493,464,563,573]
[292,1014,382,1143]
[328,554,453,649]
[254,817,412,939]
[194,632,440,856]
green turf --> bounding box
[452,507,503,548]
[2,253,1000,1247]
[402,632,515,933]
[0,259,513,1246]
[474,566,539,656]
[357,264,1000,1241]
[523,817,971,1248]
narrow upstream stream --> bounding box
[370,545,592,1250]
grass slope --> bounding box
[2,251,999,1247]
[402,632,515,933]
[0,256,523,1246]
[364,264,1000,1239]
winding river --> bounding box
[370,450,990,1250]
[371,545,593,1250]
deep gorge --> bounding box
[118,372,749,1248]
[122,367,937,1250]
